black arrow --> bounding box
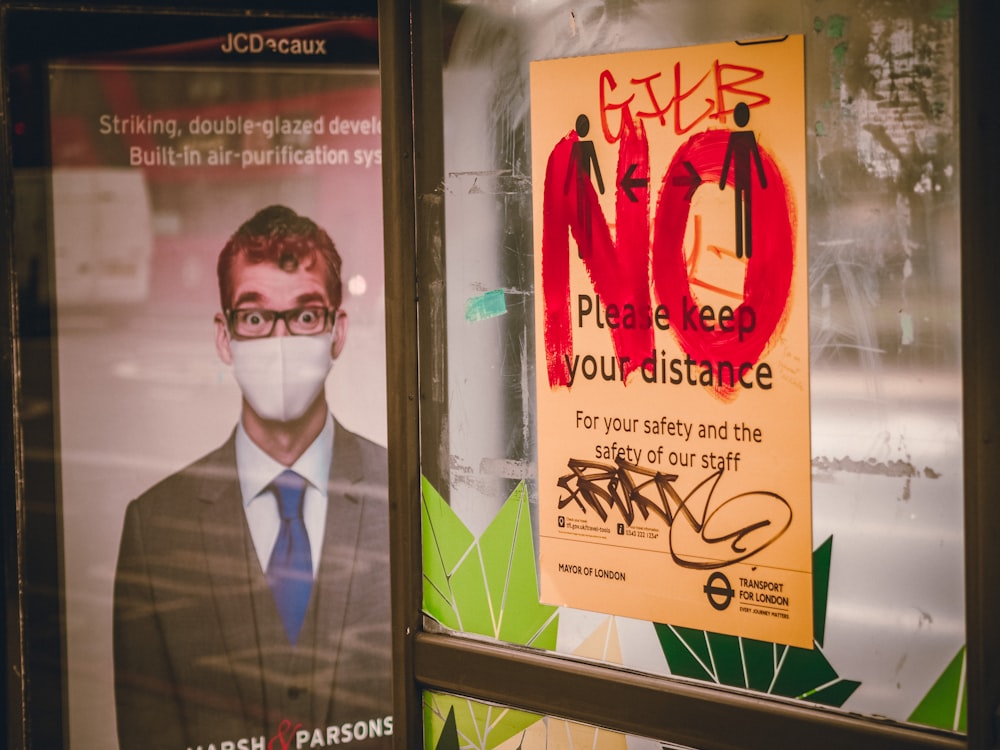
[672,160,703,201]
[619,162,649,203]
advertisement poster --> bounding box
[531,37,812,648]
[42,24,392,750]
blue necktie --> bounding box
[266,470,313,645]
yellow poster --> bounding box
[531,37,812,648]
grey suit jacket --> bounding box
[113,421,392,750]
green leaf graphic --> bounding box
[812,535,832,647]
[421,477,475,631]
[424,691,542,750]
[655,536,861,707]
[909,646,967,732]
[421,480,555,747]
[422,478,559,648]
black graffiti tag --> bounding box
[556,457,792,569]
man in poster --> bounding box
[113,206,392,750]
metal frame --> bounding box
[959,1,1000,747]
[379,0,999,748]
[379,0,423,745]
[0,9,25,747]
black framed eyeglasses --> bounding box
[225,306,336,339]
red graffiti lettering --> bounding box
[599,60,769,141]
[651,129,793,398]
[542,120,652,387]
[599,70,634,143]
[714,63,770,121]
[540,125,794,399]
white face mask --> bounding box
[228,332,334,422]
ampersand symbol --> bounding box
[268,719,302,750]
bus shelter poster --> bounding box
[530,37,812,648]
[42,32,392,750]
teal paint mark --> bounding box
[826,15,848,39]
[815,121,827,137]
[813,16,825,33]
[832,41,849,66]
[933,0,957,20]
[465,289,507,322]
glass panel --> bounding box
[420,0,963,732]
[9,14,391,749]
[423,690,697,750]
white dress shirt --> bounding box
[234,412,333,576]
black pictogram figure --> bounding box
[565,114,605,252]
[719,102,767,259]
